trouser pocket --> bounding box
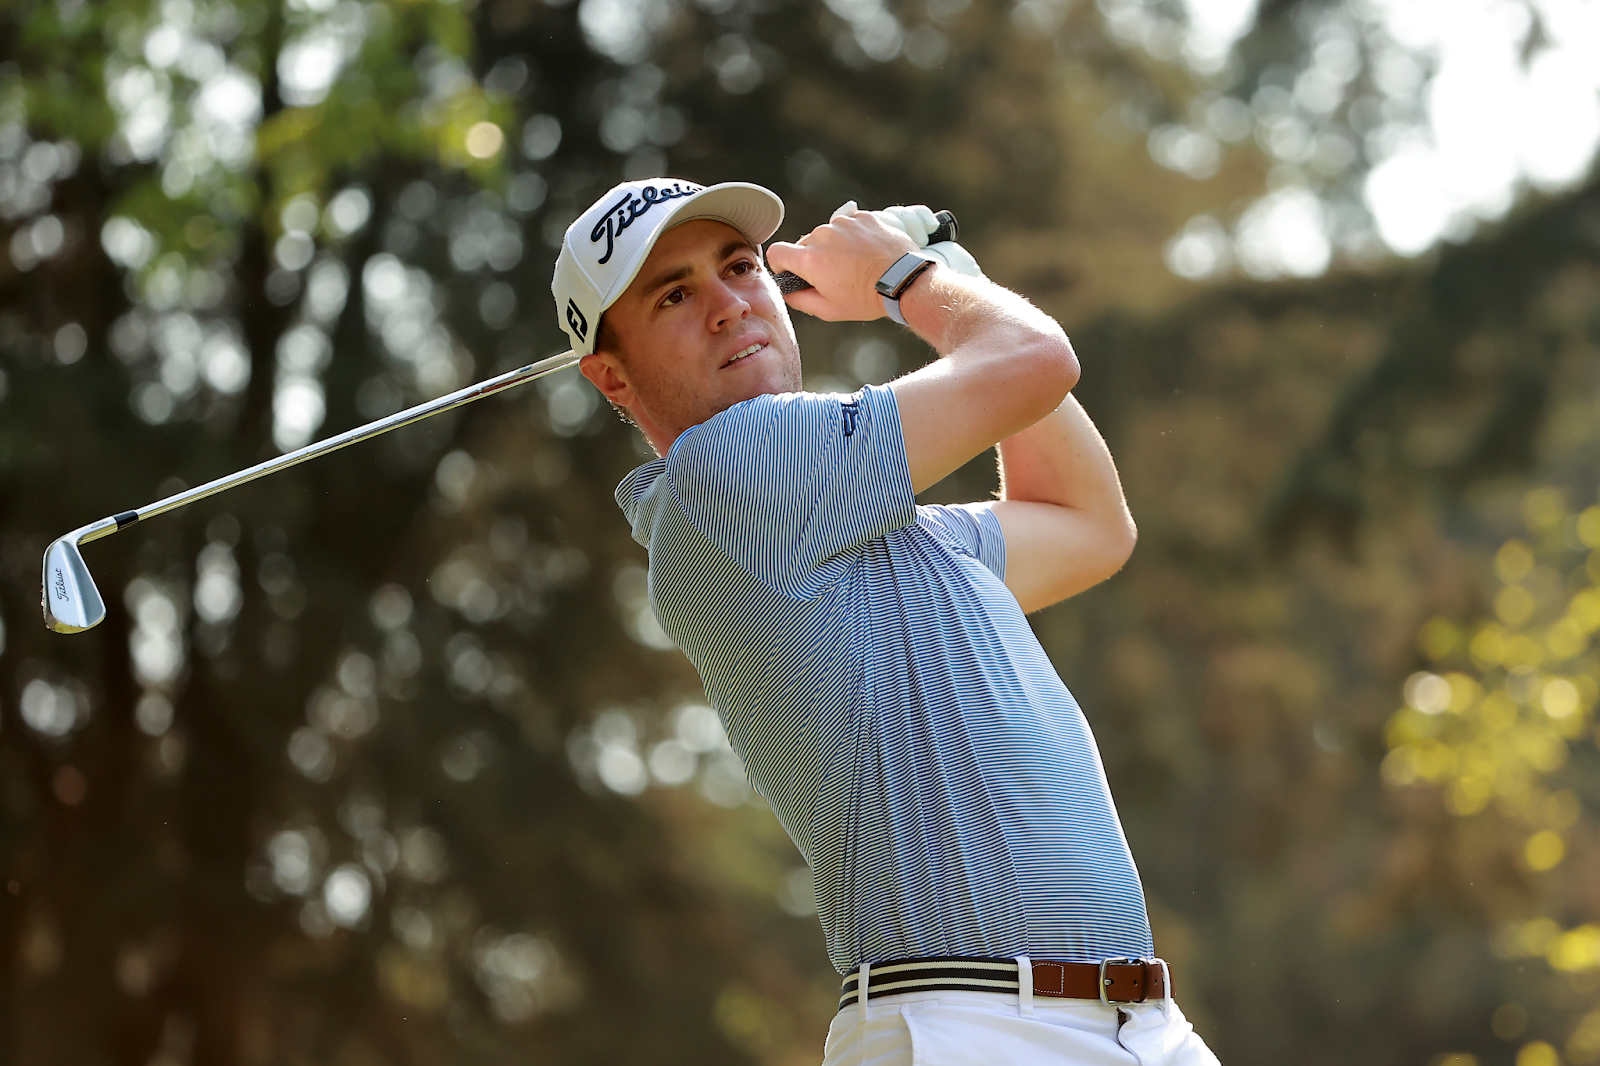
[1115,1001,1223,1066]
[820,1007,914,1066]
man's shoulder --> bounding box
[614,455,669,545]
[676,389,844,445]
[670,386,894,465]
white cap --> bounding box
[551,178,785,355]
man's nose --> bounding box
[707,278,750,329]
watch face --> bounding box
[876,252,931,298]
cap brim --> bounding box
[659,182,785,247]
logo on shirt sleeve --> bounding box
[841,400,860,437]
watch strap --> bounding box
[875,252,936,326]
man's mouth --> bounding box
[723,342,765,368]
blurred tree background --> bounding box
[1,0,1598,1062]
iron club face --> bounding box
[43,531,108,634]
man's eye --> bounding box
[661,288,685,306]
[729,259,754,276]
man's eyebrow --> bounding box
[638,239,758,299]
[638,263,693,298]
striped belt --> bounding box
[838,956,1172,1012]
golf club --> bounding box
[44,206,959,634]
[43,348,580,634]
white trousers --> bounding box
[820,989,1222,1066]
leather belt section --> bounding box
[838,956,1172,1011]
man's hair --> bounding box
[592,313,636,428]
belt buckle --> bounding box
[1098,957,1148,1006]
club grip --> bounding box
[771,209,958,295]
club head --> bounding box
[43,535,107,634]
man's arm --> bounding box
[896,283,1136,612]
[768,213,1077,489]
[989,398,1136,613]
[768,211,1134,613]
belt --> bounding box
[838,956,1172,1012]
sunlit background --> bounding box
[2,0,1599,1063]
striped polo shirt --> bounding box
[616,384,1153,975]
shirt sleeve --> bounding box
[664,385,916,599]
[916,502,1007,581]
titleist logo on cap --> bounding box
[590,181,703,265]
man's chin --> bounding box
[695,382,782,424]
[654,366,805,437]
[742,373,804,404]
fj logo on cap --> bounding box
[565,299,589,342]
[590,182,703,265]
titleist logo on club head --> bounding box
[53,566,68,603]
[590,182,702,265]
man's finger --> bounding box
[781,286,831,317]
[765,240,811,276]
[782,286,867,323]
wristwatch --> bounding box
[875,251,937,326]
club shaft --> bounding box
[77,349,580,547]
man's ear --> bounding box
[579,352,633,408]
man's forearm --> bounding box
[895,266,1127,537]
[998,395,1128,515]
[887,268,1080,492]
[898,267,1066,368]
[986,391,1137,612]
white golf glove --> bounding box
[832,201,986,280]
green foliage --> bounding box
[1,0,1597,1063]
[1386,495,1600,823]
[1382,486,1600,1064]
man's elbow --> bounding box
[1011,332,1079,417]
[1034,332,1080,400]
[1088,512,1138,584]
[1109,512,1137,570]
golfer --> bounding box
[552,179,1219,1066]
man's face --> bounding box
[579,219,802,452]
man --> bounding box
[552,178,1220,1065]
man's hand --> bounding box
[873,205,985,280]
[766,210,919,322]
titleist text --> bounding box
[590,182,702,265]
